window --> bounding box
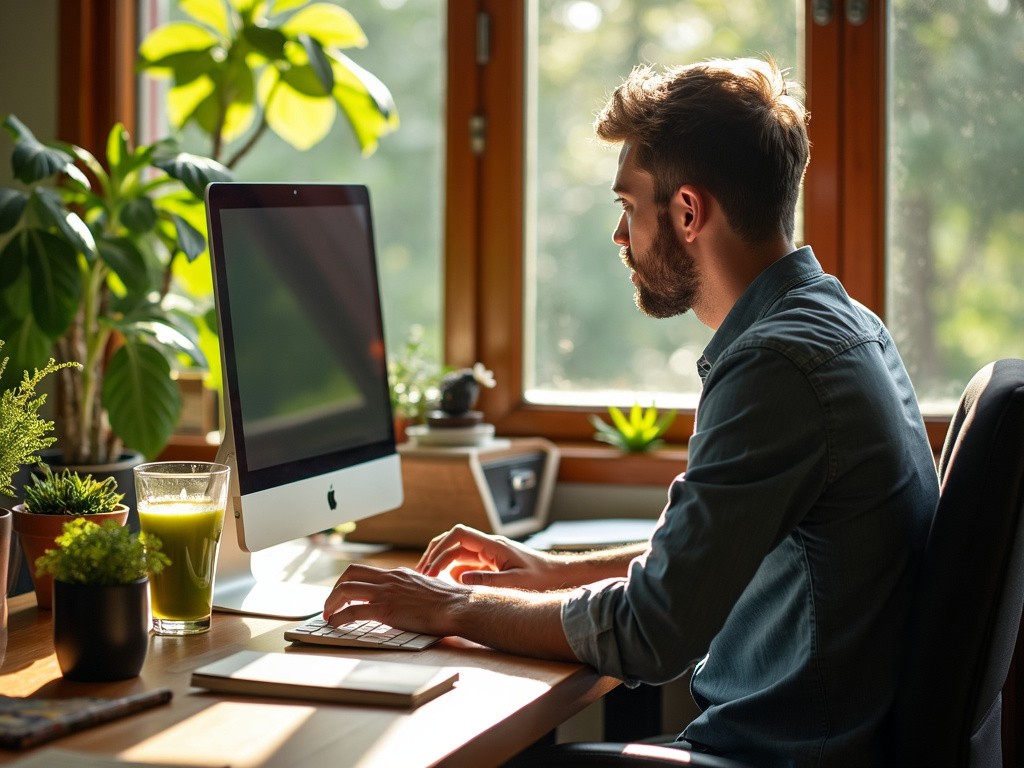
[451,0,1024,456]
[65,1,1024,472]
[885,0,1024,412]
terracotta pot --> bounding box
[53,577,150,681]
[11,504,130,610]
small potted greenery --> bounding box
[10,465,131,610]
[0,341,75,644]
[589,402,677,453]
[36,518,169,681]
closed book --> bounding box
[190,650,458,708]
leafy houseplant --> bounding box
[138,0,399,169]
[36,518,169,682]
[0,115,232,465]
[35,517,169,588]
[387,325,446,430]
[589,403,677,453]
[0,339,75,498]
[11,466,132,609]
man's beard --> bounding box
[620,210,700,319]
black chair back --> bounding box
[891,359,1024,767]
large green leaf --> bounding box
[98,237,149,295]
[281,4,367,49]
[130,316,206,368]
[0,311,53,389]
[121,197,158,235]
[138,22,220,66]
[168,213,206,262]
[31,189,96,258]
[331,55,399,156]
[0,234,26,289]
[22,229,82,338]
[243,24,288,60]
[180,0,230,37]
[0,188,27,234]
[298,35,334,95]
[153,153,233,198]
[103,342,180,460]
[262,70,336,150]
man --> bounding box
[323,57,939,767]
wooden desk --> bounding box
[0,546,617,767]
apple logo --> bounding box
[327,486,337,510]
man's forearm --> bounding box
[550,542,647,586]
[451,587,578,661]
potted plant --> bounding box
[36,517,169,681]
[0,340,74,642]
[0,115,232,471]
[10,465,131,610]
[589,402,677,453]
[387,325,447,441]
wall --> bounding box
[0,1,59,188]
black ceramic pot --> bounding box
[53,578,150,681]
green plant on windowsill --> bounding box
[388,325,446,425]
[0,339,76,498]
[0,116,232,464]
[35,518,169,587]
[589,403,677,453]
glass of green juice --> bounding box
[133,462,231,636]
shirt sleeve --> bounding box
[561,345,830,685]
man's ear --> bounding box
[671,184,705,243]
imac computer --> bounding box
[205,182,403,619]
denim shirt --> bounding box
[561,247,939,767]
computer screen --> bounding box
[205,182,403,618]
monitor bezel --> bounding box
[206,182,398,499]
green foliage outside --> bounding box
[589,403,676,453]
[35,518,170,586]
[23,465,125,516]
[0,340,75,497]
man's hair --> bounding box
[595,57,809,245]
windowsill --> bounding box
[555,442,688,487]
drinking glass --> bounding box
[134,462,230,635]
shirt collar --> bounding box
[697,246,822,381]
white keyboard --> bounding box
[284,617,441,651]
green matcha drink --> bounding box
[134,462,230,636]
[139,498,225,623]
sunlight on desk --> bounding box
[119,702,315,767]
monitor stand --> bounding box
[211,435,331,620]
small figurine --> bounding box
[427,363,496,427]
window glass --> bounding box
[886,0,1024,411]
[524,0,802,408]
[138,0,445,364]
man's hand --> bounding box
[323,563,468,637]
[416,524,571,590]
[322,561,578,661]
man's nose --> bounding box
[612,212,628,246]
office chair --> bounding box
[888,357,1024,767]
[510,359,1024,767]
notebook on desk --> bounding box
[190,650,458,708]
